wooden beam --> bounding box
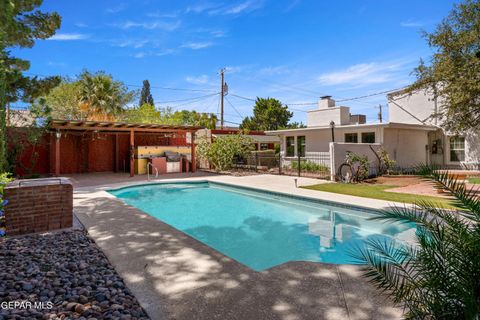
[129,129,135,177]
[51,125,198,133]
[114,133,119,173]
[190,130,196,173]
[55,132,61,176]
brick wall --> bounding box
[4,178,73,236]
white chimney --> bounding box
[318,95,335,109]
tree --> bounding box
[78,71,136,121]
[0,0,61,172]
[240,98,293,131]
[37,81,82,120]
[169,110,217,129]
[355,166,480,318]
[409,0,480,132]
[124,103,161,123]
[139,80,154,106]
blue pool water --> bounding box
[110,182,416,271]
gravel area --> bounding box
[0,230,150,320]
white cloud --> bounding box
[75,22,88,28]
[106,3,127,13]
[147,11,180,18]
[284,0,301,12]
[116,39,149,48]
[116,20,181,31]
[225,66,244,74]
[186,3,219,14]
[223,1,257,14]
[211,30,227,38]
[317,61,410,87]
[186,75,210,84]
[48,33,89,41]
[181,42,213,50]
[189,1,263,16]
[131,49,176,59]
[400,20,423,27]
[259,65,291,76]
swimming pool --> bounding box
[110,182,416,271]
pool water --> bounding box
[110,182,416,271]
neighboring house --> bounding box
[266,92,479,169]
[387,89,480,168]
[196,127,280,151]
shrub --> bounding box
[345,152,369,181]
[0,173,13,237]
[290,160,329,173]
[196,134,255,171]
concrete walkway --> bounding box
[73,173,403,320]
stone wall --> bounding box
[4,178,73,236]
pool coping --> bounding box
[74,175,404,319]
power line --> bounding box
[225,96,244,119]
[23,72,218,93]
[154,93,219,104]
[163,94,220,110]
[336,87,405,102]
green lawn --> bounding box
[302,183,456,209]
[468,177,480,184]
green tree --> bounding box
[139,80,154,106]
[124,103,161,123]
[240,98,293,131]
[355,166,480,318]
[409,0,480,132]
[78,71,136,121]
[169,110,217,129]
[37,81,82,120]
[0,0,61,172]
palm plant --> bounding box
[354,165,480,319]
[78,71,134,121]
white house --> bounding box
[266,91,479,170]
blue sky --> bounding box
[13,0,459,125]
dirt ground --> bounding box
[365,175,478,198]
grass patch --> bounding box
[302,183,456,209]
[468,177,480,184]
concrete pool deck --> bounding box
[73,173,403,319]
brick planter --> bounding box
[4,178,73,236]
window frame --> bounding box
[286,136,295,157]
[297,136,306,157]
[449,136,465,162]
[361,132,375,143]
[344,133,358,143]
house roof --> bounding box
[265,122,439,135]
[50,119,203,133]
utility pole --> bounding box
[376,104,383,123]
[219,68,225,129]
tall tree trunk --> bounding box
[0,51,8,173]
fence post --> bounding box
[297,153,301,177]
[278,153,282,175]
[255,152,258,172]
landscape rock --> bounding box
[0,230,149,319]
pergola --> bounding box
[49,120,203,177]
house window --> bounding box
[297,136,306,157]
[449,137,465,162]
[345,133,358,143]
[260,143,269,150]
[361,132,375,143]
[286,136,295,157]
